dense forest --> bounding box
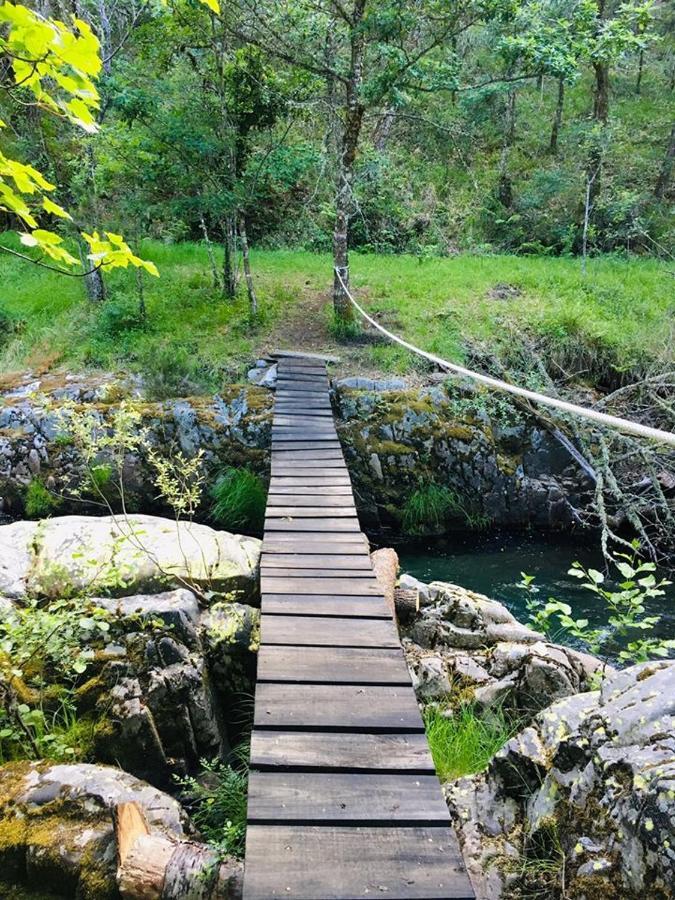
[1,0,674,307]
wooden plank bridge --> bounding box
[243,353,475,900]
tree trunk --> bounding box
[238,214,258,317]
[200,214,221,289]
[373,107,396,152]
[636,48,644,95]
[222,217,237,300]
[587,58,609,213]
[497,86,516,208]
[332,0,367,325]
[549,77,565,154]
[654,123,675,200]
[77,236,106,302]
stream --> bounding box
[398,531,675,659]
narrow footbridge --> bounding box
[242,353,475,899]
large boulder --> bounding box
[447,661,675,899]
[402,579,606,715]
[0,515,261,601]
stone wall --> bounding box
[0,369,593,532]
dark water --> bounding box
[398,531,675,655]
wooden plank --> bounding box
[262,594,392,618]
[261,553,371,569]
[275,384,328,395]
[247,773,449,824]
[260,614,399,648]
[257,645,409,684]
[264,518,362,532]
[273,416,337,426]
[272,349,340,363]
[266,484,353,496]
[249,731,435,773]
[275,375,328,385]
[272,442,343,452]
[266,495,354,508]
[271,459,347,469]
[272,452,344,463]
[269,476,352,488]
[253,683,425,731]
[262,568,371,581]
[242,826,473,900]
[263,533,367,547]
[260,576,381,595]
[266,506,356,518]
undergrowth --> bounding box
[175,751,249,859]
[423,702,518,781]
[210,467,267,535]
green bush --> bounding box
[423,703,518,781]
[175,754,249,858]
[24,480,61,519]
[142,344,203,400]
[210,467,267,535]
[97,295,147,339]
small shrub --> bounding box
[98,295,147,339]
[328,309,362,342]
[24,479,61,518]
[401,483,461,534]
[143,344,201,400]
[175,754,248,858]
[210,467,267,535]
[423,702,517,781]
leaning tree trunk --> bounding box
[549,77,565,154]
[238,214,258,317]
[332,0,367,326]
[654,123,675,199]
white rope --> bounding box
[334,268,675,449]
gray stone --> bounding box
[0,514,261,601]
[337,376,407,391]
[94,588,201,647]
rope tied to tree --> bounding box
[334,267,675,449]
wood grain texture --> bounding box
[261,594,392,618]
[253,683,424,731]
[260,614,400,648]
[257,645,410,683]
[263,518,362,532]
[247,772,450,823]
[261,553,371,568]
[242,826,474,899]
[249,731,436,773]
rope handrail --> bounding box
[334,267,675,449]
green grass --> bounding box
[1,235,673,390]
[210,467,267,535]
[423,703,518,781]
[402,483,463,534]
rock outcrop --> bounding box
[0,370,594,532]
[447,661,675,899]
[0,514,261,601]
[401,578,606,716]
[0,762,242,899]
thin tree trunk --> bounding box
[497,86,516,208]
[238,214,258,317]
[636,48,644,95]
[222,217,236,300]
[373,107,396,152]
[77,236,106,302]
[199,214,220,289]
[332,0,367,325]
[549,77,565,154]
[654,123,675,199]
[582,164,600,274]
[136,267,146,320]
[587,58,609,212]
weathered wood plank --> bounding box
[272,442,343,452]
[260,576,381,595]
[264,518,362,532]
[263,533,367,548]
[257,645,409,684]
[249,731,435,773]
[266,484,354,496]
[261,553,371,569]
[271,459,347,469]
[266,495,355,508]
[272,349,339,363]
[260,614,399,648]
[265,506,356,518]
[242,825,474,900]
[253,683,425,731]
[247,772,450,823]
[261,594,391,618]
[262,568,372,581]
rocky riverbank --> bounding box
[0,365,594,532]
[1,513,672,899]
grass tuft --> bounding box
[423,702,518,781]
[210,467,267,535]
[24,480,61,519]
[402,483,461,534]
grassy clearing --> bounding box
[423,702,518,781]
[1,235,672,390]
